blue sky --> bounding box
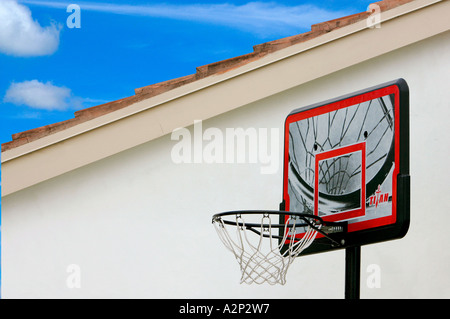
[0,0,375,296]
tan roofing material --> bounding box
[1,0,415,152]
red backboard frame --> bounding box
[281,79,410,255]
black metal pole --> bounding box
[345,245,361,299]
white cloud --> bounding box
[4,80,72,111]
[20,1,352,37]
[4,80,109,112]
[0,0,61,56]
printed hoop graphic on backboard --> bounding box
[281,78,410,254]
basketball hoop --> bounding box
[212,210,345,285]
[212,79,410,296]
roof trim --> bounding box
[2,0,449,196]
[1,0,423,156]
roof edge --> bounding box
[2,0,449,197]
[1,0,418,153]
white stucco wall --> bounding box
[2,30,449,298]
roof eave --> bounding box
[2,0,448,196]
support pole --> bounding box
[345,245,361,299]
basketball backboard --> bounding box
[281,78,410,255]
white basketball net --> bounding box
[213,213,321,285]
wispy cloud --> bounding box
[0,0,61,56]
[20,1,353,37]
[4,80,107,112]
[4,80,72,111]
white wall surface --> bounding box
[2,30,450,298]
